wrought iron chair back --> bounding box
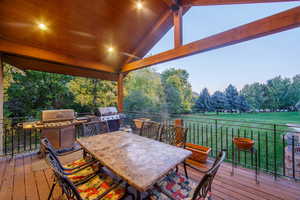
[41,137,60,156]
[159,124,188,148]
[139,121,161,140]
[191,151,226,200]
[82,121,109,137]
[41,138,68,169]
[45,153,83,200]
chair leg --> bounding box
[183,162,189,179]
[48,181,57,200]
[123,183,135,200]
[136,190,142,200]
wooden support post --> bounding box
[173,7,183,48]
[117,73,124,112]
[0,54,3,155]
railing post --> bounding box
[215,119,218,156]
[273,124,277,180]
[292,135,295,179]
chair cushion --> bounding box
[150,171,210,200]
[64,158,89,169]
[77,173,125,200]
[66,165,98,183]
[64,159,98,183]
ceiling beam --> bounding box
[3,55,118,81]
[122,6,300,72]
[182,0,300,6]
[0,39,117,73]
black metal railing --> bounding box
[1,116,88,156]
[124,111,300,181]
[1,112,300,181]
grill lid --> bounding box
[42,109,75,123]
[97,107,118,116]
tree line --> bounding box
[194,75,300,113]
[3,62,300,118]
[3,64,194,118]
[194,85,249,113]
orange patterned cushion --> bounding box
[77,173,125,200]
[149,172,211,200]
[64,158,89,169]
[64,159,99,183]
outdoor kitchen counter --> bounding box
[77,131,192,192]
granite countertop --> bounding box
[77,131,192,192]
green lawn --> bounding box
[175,112,300,177]
[181,111,300,125]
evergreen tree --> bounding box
[210,91,228,113]
[194,88,211,112]
[224,84,239,111]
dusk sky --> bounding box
[147,2,300,94]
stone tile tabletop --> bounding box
[77,131,192,191]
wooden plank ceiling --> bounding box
[0,0,170,80]
[1,0,300,80]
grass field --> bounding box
[181,111,300,125]
[175,112,300,178]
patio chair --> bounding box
[159,125,189,178]
[82,121,109,137]
[148,151,226,200]
[40,137,82,156]
[159,125,188,148]
[41,138,99,182]
[139,121,161,140]
[45,152,126,200]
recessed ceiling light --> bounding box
[136,1,143,9]
[38,23,47,31]
[107,47,114,53]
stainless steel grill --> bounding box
[95,107,123,132]
[39,109,86,150]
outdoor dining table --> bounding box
[77,131,192,199]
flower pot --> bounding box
[185,143,211,163]
[233,137,254,150]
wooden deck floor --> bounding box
[0,152,299,200]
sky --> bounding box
[146,2,300,94]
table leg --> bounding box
[136,190,142,200]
